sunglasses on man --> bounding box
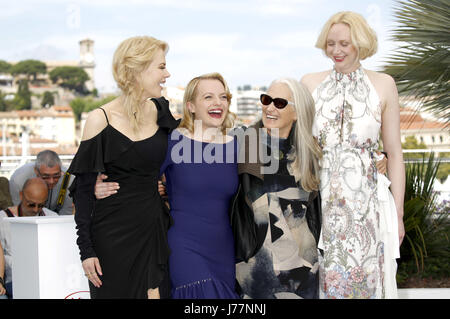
[36,171,62,181]
[260,94,294,109]
[25,202,46,209]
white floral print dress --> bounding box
[312,66,385,299]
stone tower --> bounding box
[79,39,95,92]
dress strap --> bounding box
[99,107,109,125]
[4,208,15,217]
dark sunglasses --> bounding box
[260,94,294,109]
[26,202,45,209]
[36,170,62,181]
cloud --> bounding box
[14,0,316,17]
[256,0,315,16]
[1,0,401,93]
[169,33,241,55]
[271,30,319,49]
[0,2,32,18]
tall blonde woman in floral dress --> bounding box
[301,11,405,299]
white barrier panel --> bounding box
[8,215,90,299]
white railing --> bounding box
[1,150,450,178]
[403,149,450,163]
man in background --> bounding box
[9,150,74,215]
[0,177,58,298]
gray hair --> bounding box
[34,150,62,170]
[269,78,322,191]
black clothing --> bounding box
[68,97,179,298]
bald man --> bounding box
[9,150,74,215]
[0,177,58,298]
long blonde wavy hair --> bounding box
[112,36,168,131]
[178,72,236,135]
[270,78,322,192]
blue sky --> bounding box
[1,0,400,93]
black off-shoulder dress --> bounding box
[68,97,179,299]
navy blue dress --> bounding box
[160,131,239,299]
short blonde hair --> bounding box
[179,72,235,134]
[112,36,168,131]
[315,11,377,60]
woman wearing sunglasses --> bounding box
[301,11,405,299]
[95,76,322,299]
[232,78,322,299]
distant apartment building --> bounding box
[229,88,265,126]
[0,106,76,156]
[233,89,262,117]
[163,86,184,117]
[400,106,449,149]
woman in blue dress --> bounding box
[95,72,239,299]
[160,72,239,298]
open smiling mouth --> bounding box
[208,109,223,118]
[266,114,278,120]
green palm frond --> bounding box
[383,0,450,125]
[401,153,444,271]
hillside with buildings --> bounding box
[0,39,448,179]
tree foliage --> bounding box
[13,79,32,110]
[70,98,86,122]
[41,91,55,108]
[0,91,8,112]
[0,60,12,74]
[49,66,89,94]
[401,153,450,274]
[383,0,450,125]
[10,59,47,81]
[402,135,427,160]
[70,95,117,122]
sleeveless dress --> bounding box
[68,97,179,299]
[312,67,386,299]
[160,131,239,299]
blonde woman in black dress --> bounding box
[68,36,179,299]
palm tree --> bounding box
[383,0,450,125]
[401,152,450,273]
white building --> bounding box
[400,107,449,149]
[229,89,264,126]
[0,106,76,156]
[163,86,184,116]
